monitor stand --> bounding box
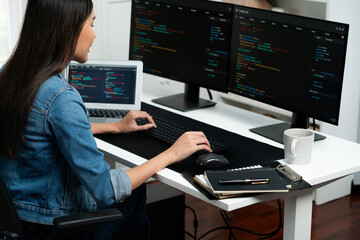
[152,84,216,112]
[250,113,326,144]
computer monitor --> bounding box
[129,0,233,111]
[227,5,349,143]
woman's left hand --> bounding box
[113,110,156,134]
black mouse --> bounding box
[196,152,230,169]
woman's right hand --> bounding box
[125,131,212,190]
[166,131,212,164]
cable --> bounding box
[185,231,195,240]
[255,199,283,239]
[185,205,198,240]
[312,118,316,131]
[206,88,213,100]
[198,199,283,240]
[219,209,237,240]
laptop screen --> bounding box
[67,60,143,110]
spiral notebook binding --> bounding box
[226,165,262,172]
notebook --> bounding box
[204,168,289,195]
[194,165,264,199]
[67,60,143,123]
[194,174,246,199]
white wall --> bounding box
[88,0,104,59]
[322,0,360,187]
[320,0,360,143]
[89,0,132,60]
[5,0,27,53]
[358,104,360,143]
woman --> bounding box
[0,0,211,239]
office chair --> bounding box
[0,173,123,240]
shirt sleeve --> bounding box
[110,169,132,202]
[46,88,132,206]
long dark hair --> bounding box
[0,0,93,159]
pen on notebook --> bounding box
[219,178,269,184]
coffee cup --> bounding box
[283,128,314,165]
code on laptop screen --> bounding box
[68,65,137,104]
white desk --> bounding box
[95,81,360,240]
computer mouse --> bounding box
[196,153,230,169]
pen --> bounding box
[219,178,269,184]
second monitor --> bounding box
[228,5,348,142]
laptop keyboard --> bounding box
[88,109,129,119]
[136,116,229,153]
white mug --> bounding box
[283,128,314,165]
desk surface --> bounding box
[95,79,360,212]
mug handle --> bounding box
[291,139,298,158]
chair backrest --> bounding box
[0,173,22,238]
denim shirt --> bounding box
[0,73,131,225]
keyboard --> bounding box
[88,109,129,119]
[136,116,228,153]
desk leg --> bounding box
[283,190,313,240]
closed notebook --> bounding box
[204,168,289,194]
[194,174,246,199]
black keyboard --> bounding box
[88,109,129,119]
[136,116,228,153]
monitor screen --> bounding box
[228,5,349,128]
[129,0,233,111]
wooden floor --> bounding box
[184,186,360,240]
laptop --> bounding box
[67,60,143,123]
